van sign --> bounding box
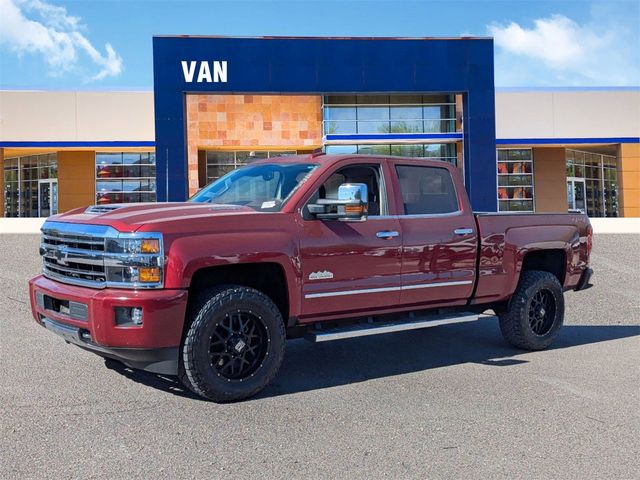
[181,61,227,83]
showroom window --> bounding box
[3,153,58,217]
[205,150,296,183]
[497,148,535,212]
[322,94,457,135]
[96,152,156,205]
[566,149,618,217]
[324,143,458,164]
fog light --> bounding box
[131,307,143,325]
[115,307,143,326]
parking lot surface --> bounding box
[1,234,638,479]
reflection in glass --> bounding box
[565,149,618,217]
[496,149,534,212]
[323,94,457,136]
[95,151,156,205]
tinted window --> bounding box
[396,165,458,215]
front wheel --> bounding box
[179,285,286,402]
[498,270,565,350]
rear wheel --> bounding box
[179,285,286,402]
[498,270,564,350]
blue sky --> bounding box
[1,0,639,89]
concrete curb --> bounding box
[1,216,639,234]
[0,218,47,234]
[589,218,640,234]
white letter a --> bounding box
[197,62,212,83]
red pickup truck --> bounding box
[29,154,593,402]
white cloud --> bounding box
[0,0,122,81]
[486,10,640,86]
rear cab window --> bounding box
[395,165,459,215]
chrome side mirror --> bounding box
[307,183,368,222]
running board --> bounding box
[306,312,480,343]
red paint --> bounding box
[29,275,187,348]
[29,154,592,353]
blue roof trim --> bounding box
[497,137,640,145]
[325,133,463,141]
[0,141,156,148]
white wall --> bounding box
[1,88,638,143]
[495,90,640,140]
[0,90,155,142]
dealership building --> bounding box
[1,36,639,218]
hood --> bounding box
[49,202,255,232]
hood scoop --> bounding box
[84,204,126,215]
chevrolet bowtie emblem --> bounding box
[55,248,69,266]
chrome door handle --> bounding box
[453,228,474,235]
[376,230,400,239]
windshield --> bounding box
[190,162,317,211]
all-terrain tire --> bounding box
[179,285,286,402]
[498,270,565,350]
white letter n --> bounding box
[213,61,227,83]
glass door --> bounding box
[38,180,58,217]
[566,177,586,213]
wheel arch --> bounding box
[188,262,291,322]
[520,249,567,285]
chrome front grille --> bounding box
[40,222,113,288]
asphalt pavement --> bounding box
[1,234,638,479]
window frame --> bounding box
[95,151,157,205]
[496,148,535,213]
[300,160,390,220]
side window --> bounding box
[396,165,459,215]
[313,164,384,216]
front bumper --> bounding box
[29,275,188,374]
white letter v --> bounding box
[181,61,196,83]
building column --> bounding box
[618,144,640,218]
[532,147,568,213]
[0,148,4,217]
[57,151,96,213]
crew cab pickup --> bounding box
[29,154,593,402]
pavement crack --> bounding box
[7,296,27,305]
[585,415,607,424]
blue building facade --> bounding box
[152,36,497,211]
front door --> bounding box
[38,180,58,217]
[298,161,403,319]
[567,177,586,213]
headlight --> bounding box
[106,237,161,254]
[104,233,164,288]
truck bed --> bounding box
[472,212,591,304]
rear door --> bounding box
[297,159,403,319]
[390,160,477,307]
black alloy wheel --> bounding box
[179,285,286,402]
[209,311,269,381]
[498,270,565,350]
[528,289,557,336]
